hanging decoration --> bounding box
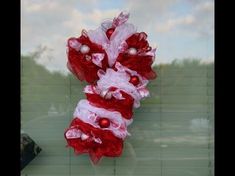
[64,12,157,164]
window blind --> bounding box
[21,56,214,176]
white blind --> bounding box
[21,56,214,176]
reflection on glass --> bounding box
[21,54,214,176]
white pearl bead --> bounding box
[128,47,137,55]
[81,133,89,140]
[80,45,90,54]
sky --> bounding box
[21,0,214,74]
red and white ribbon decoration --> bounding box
[64,12,157,164]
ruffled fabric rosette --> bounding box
[64,12,157,164]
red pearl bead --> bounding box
[98,118,110,128]
[106,28,115,39]
[129,76,140,86]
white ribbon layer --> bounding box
[73,99,132,139]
